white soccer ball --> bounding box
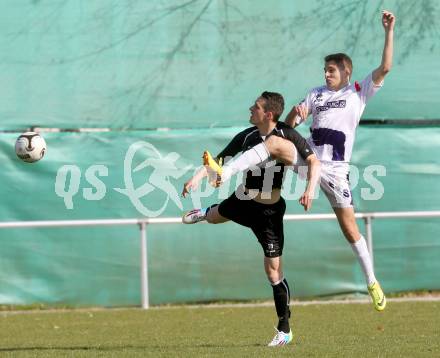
[15,132,47,163]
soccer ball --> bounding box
[15,132,47,163]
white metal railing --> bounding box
[1,210,440,309]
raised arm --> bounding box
[372,10,395,85]
[182,165,208,198]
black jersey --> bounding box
[215,122,313,190]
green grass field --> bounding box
[0,301,438,357]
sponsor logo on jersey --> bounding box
[316,100,346,113]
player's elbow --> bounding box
[381,64,392,75]
[307,153,318,163]
[307,154,320,169]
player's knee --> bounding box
[265,266,282,284]
[265,135,282,154]
[267,272,282,284]
[265,136,293,163]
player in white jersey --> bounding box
[299,71,379,164]
[291,58,382,208]
[204,10,395,311]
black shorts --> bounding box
[218,192,286,258]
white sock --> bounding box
[222,143,270,181]
[350,235,376,286]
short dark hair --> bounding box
[261,91,284,121]
[325,53,353,75]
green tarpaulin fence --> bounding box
[1,127,439,306]
[1,0,439,306]
[0,0,439,131]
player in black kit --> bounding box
[181,91,320,347]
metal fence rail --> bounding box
[1,211,440,309]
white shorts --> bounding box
[294,157,353,208]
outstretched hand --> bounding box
[182,179,197,198]
[299,191,313,211]
[182,166,208,198]
[382,10,395,31]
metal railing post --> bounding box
[364,216,374,268]
[139,222,149,309]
